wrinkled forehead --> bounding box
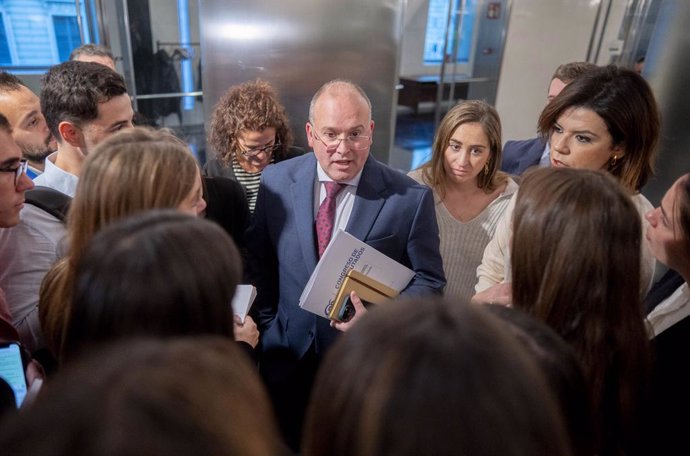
[312,90,371,128]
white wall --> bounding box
[494,0,603,142]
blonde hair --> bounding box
[40,127,200,357]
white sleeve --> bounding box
[475,193,516,293]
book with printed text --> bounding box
[299,230,415,319]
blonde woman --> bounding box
[409,100,517,300]
[39,127,256,359]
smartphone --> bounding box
[0,342,28,408]
[336,296,372,323]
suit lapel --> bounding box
[346,157,386,241]
[517,138,547,171]
[290,155,319,272]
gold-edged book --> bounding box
[328,269,400,321]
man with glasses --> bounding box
[247,79,445,450]
[0,114,34,341]
[0,61,133,353]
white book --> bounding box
[299,230,415,319]
[231,285,257,323]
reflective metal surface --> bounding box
[199,0,405,163]
[642,0,690,205]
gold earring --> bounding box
[610,155,618,167]
[484,163,490,175]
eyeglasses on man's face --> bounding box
[311,128,371,151]
[0,159,29,186]
[239,142,282,158]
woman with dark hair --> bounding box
[62,210,243,362]
[475,65,660,298]
[485,304,594,456]
[0,338,287,456]
[641,173,690,454]
[303,298,572,456]
[509,167,651,456]
[409,100,517,300]
[204,79,302,212]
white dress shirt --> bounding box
[33,152,78,197]
[647,282,690,338]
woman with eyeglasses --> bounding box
[204,80,303,212]
[409,100,517,301]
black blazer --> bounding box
[202,176,250,267]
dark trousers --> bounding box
[260,343,320,453]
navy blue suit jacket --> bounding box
[247,153,445,365]
[500,137,547,175]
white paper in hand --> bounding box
[299,230,414,318]
[231,285,256,323]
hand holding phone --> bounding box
[0,343,28,408]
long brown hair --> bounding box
[39,127,199,357]
[511,167,651,455]
[304,298,572,456]
[420,100,507,198]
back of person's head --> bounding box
[484,304,594,456]
[209,79,293,164]
[510,166,650,454]
[67,127,199,256]
[0,71,25,93]
[40,61,127,142]
[0,337,286,456]
[423,99,507,194]
[39,127,201,357]
[551,61,598,83]
[303,298,572,456]
[538,65,660,191]
[62,210,241,361]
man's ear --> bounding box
[58,121,83,148]
[306,121,315,149]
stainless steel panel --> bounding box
[642,0,690,205]
[199,0,405,163]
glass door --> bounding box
[91,0,207,161]
[393,0,506,172]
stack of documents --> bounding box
[299,230,414,319]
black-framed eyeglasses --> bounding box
[239,143,282,158]
[0,159,28,186]
[311,128,371,151]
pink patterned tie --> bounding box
[316,181,345,257]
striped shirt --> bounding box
[231,156,274,212]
